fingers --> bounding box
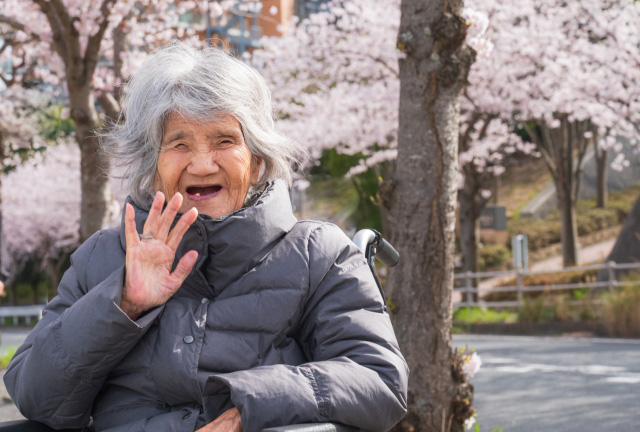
[156,193,183,241]
[166,207,198,251]
[124,203,141,248]
[143,191,165,237]
[171,250,198,284]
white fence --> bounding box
[453,261,640,309]
[0,305,46,325]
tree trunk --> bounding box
[557,183,579,267]
[594,142,608,208]
[69,88,112,242]
[527,118,591,269]
[31,277,38,305]
[458,193,479,303]
[384,1,475,430]
[10,283,17,306]
[458,167,481,307]
[458,200,478,275]
[44,253,70,301]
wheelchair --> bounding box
[0,229,398,432]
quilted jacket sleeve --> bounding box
[203,223,409,431]
[3,231,163,430]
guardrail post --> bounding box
[607,261,616,291]
[516,269,524,306]
[465,271,473,311]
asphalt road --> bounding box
[453,334,640,432]
[0,329,638,430]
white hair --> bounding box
[103,41,303,207]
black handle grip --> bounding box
[375,237,400,267]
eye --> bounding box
[167,142,189,151]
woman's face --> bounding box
[155,113,261,219]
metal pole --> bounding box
[516,269,524,306]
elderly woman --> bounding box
[4,43,408,432]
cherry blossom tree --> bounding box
[574,0,640,208]
[0,87,49,174]
[493,0,638,267]
[388,0,477,429]
[0,0,205,241]
[3,141,120,303]
[256,2,484,429]
[456,4,537,275]
[0,88,50,299]
[254,1,531,276]
[251,1,401,172]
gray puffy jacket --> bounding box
[4,181,408,432]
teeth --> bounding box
[195,193,200,197]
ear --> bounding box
[250,156,262,185]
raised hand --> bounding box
[120,191,199,320]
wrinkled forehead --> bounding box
[162,111,244,135]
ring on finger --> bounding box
[139,233,155,240]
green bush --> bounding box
[477,244,512,271]
[0,347,17,369]
[603,279,640,337]
[508,218,561,251]
[518,297,557,322]
[576,207,619,236]
[453,307,517,324]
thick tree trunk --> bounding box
[384,1,475,431]
[69,88,112,242]
[458,170,480,277]
[594,142,608,208]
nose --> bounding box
[186,148,219,177]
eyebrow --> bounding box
[206,131,241,140]
[163,131,190,145]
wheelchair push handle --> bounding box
[352,229,400,309]
[374,236,400,268]
[352,229,399,267]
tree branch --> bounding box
[97,91,121,123]
[84,0,118,85]
[0,71,10,87]
[30,0,70,65]
[47,0,84,81]
[524,123,556,175]
[0,14,35,36]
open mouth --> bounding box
[186,185,222,201]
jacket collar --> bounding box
[120,180,297,297]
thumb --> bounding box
[171,250,198,285]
